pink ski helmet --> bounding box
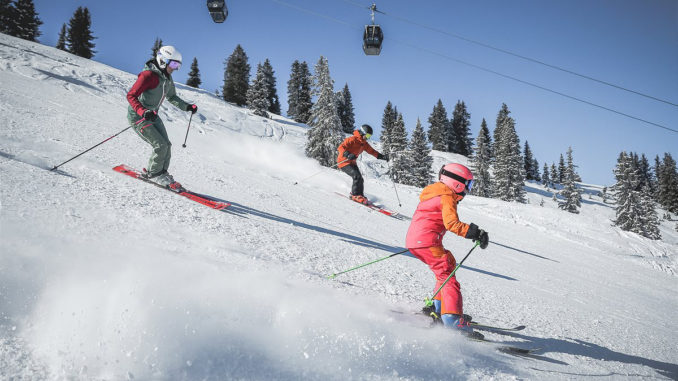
[439,163,474,195]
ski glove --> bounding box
[343,152,357,160]
[478,230,489,249]
[187,104,198,114]
[465,223,489,248]
[143,109,158,122]
[377,153,389,161]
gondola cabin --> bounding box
[363,24,383,55]
[207,0,228,23]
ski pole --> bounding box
[50,122,140,171]
[424,241,480,307]
[181,112,193,148]
[386,159,402,207]
[327,248,410,279]
[294,158,349,185]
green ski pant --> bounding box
[131,117,172,177]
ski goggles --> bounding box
[167,60,182,70]
[364,133,372,139]
[439,167,474,192]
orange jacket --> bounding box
[405,182,470,248]
[336,130,380,168]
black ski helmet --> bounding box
[359,124,373,136]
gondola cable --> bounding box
[269,0,677,134]
[339,0,678,108]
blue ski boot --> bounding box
[442,313,484,340]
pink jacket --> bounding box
[406,182,470,248]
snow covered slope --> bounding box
[1,34,677,380]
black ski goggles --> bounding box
[439,166,474,192]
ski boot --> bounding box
[422,304,472,325]
[351,194,369,205]
[441,314,484,340]
[144,169,184,192]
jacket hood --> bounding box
[352,130,366,141]
[144,59,167,78]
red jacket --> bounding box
[406,182,470,248]
[336,130,380,168]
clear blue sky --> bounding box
[33,0,677,186]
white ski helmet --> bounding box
[439,163,474,195]
[156,45,182,69]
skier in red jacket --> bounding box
[336,124,388,204]
[126,45,197,189]
[406,163,489,338]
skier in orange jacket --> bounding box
[337,124,388,204]
[406,163,489,338]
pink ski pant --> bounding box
[409,246,463,315]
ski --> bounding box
[113,164,230,210]
[470,322,526,332]
[417,309,525,333]
[469,337,539,355]
[334,192,399,217]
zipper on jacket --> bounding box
[155,80,167,110]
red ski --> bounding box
[113,165,230,211]
[334,192,399,217]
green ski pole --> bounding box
[424,241,480,307]
[328,249,409,279]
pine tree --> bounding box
[638,184,661,240]
[428,99,448,151]
[291,61,312,123]
[305,56,344,167]
[55,23,67,51]
[613,151,661,239]
[524,141,535,180]
[337,83,355,134]
[286,60,313,123]
[246,62,270,117]
[67,7,95,58]
[380,101,396,154]
[550,162,559,185]
[532,158,541,182]
[186,57,201,88]
[654,155,662,201]
[492,104,526,202]
[558,146,582,213]
[613,152,638,232]
[493,103,510,150]
[656,153,678,214]
[0,0,15,34]
[287,61,300,119]
[261,59,280,114]
[151,37,163,59]
[389,112,410,184]
[470,118,493,198]
[408,118,433,188]
[558,154,566,183]
[638,154,654,194]
[10,0,41,41]
[542,163,550,187]
[449,100,472,156]
[222,44,250,106]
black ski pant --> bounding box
[341,164,364,196]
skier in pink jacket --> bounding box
[406,163,489,337]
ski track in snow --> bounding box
[1,34,677,380]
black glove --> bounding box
[465,224,489,249]
[377,153,389,162]
[142,109,158,122]
[478,230,489,249]
[343,152,357,160]
[186,104,198,114]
